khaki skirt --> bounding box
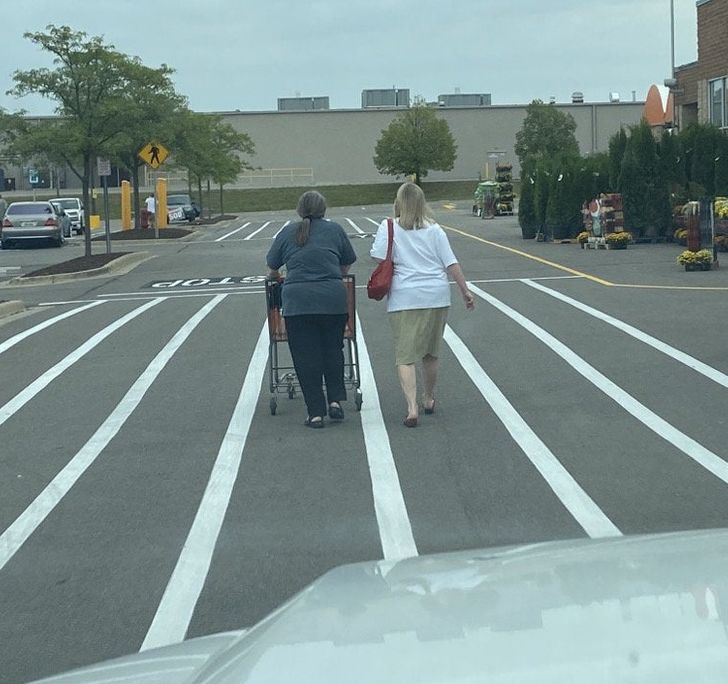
[389,307,449,365]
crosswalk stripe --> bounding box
[444,325,621,538]
[523,279,728,390]
[243,221,272,240]
[0,301,105,356]
[469,282,728,488]
[215,222,251,242]
[0,295,227,573]
[0,299,163,429]
[140,318,269,651]
[356,314,418,561]
[345,218,365,234]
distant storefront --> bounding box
[675,0,728,130]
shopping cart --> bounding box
[265,274,362,415]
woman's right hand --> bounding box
[463,290,475,310]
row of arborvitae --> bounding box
[516,100,728,241]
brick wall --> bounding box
[676,0,728,122]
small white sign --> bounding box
[97,158,112,177]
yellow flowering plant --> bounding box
[576,231,590,244]
[605,231,632,245]
[677,249,712,265]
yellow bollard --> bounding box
[121,180,131,230]
[156,178,168,229]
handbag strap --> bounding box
[385,218,394,260]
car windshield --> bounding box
[7,203,52,214]
[56,199,79,209]
[167,195,190,205]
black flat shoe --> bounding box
[305,416,324,429]
[328,403,344,421]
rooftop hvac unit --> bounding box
[572,91,584,103]
[609,92,620,103]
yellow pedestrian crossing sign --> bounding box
[139,142,169,169]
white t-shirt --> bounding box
[370,219,458,312]
[145,196,156,214]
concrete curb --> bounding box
[5,251,156,287]
[0,300,25,319]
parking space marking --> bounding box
[357,314,418,561]
[345,218,365,235]
[0,301,104,355]
[243,221,272,241]
[364,217,380,226]
[271,220,290,239]
[0,299,163,429]
[524,279,728,390]
[0,295,226,574]
[444,325,621,539]
[469,282,728,488]
[141,317,268,651]
[215,222,251,242]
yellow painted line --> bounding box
[444,224,728,293]
[442,224,614,287]
[442,203,456,210]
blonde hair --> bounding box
[394,182,433,230]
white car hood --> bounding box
[33,530,728,683]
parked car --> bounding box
[53,197,85,233]
[1,201,65,248]
[167,194,200,223]
[49,201,73,238]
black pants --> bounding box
[285,314,348,418]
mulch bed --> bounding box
[91,227,192,241]
[23,253,131,277]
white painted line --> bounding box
[364,217,381,226]
[444,325,620,538]
[0,299,163,429]
[0,301,104,355]
[92,291,266,302]
[98,284,264,298]
[215,222,251,242]
[345,218,365,234]
[141,318,269,650]
[272,220,291,239]
[356,314,418,561]
[38,300,99,306]
[469,283,728,488]
[243,221,272,240]
[0,295,226,573]
[466,276,582,286]
[523,279,728,391]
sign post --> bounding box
[98,158,112,254]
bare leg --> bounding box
[397,363,418,420]
[422,354,439,409]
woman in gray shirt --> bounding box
[267,191,357,428]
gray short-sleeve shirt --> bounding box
[266,218,357,316]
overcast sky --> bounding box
[1,0,698,114]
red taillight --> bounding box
[45,218,57,226]
[2,218,12,227]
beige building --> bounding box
[218,101,645,187]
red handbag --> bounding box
[367,218,394,300]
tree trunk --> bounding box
[219,183,224,216]
[415,170,421,186]
[82,154,92,258]
[197,176,203,217]
[206,178,212,219]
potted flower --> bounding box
[576,231,590,248]
[677,249,713,271]
[605,231,632,249]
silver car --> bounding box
[1,201,65,248]
[49,201,73,238]
[28,529,728,683]
[54,196,85,233]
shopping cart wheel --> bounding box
[270,397,277,415]
[354,389,363,411]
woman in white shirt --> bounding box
[370,182,475,427]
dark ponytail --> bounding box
[295,190,327,246]
[296,217,311,246]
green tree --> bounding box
[514,100,580,170]
[545,161,583,240]
[8,25,168,255]
[608,127,628,190]
[518,164,538,238]
[715,133,728,196]
[533,161,551,236]
[208,120,255,215]
[373,103,456,185]
[619,121,671,237]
